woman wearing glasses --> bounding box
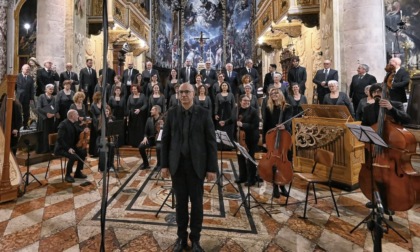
[214,82,235,148]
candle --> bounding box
[400,10,402,20]
[391,42,394,52]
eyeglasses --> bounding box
[179,90,192,94]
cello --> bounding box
[358,65,417,211]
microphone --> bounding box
[374,191,384,215]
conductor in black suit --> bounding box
[239,59,260,88]
[122,62,139,95]
[180,59,198,84]
[287,57,307,95]
[55,109,89,183]
[36,59,59,96]
[16,64,35,129]
[389,57,410,103]
[161,83,217,252]
[59,63,79,91]
[312,60,339,104]
[79,59,98,105]
[349,64,377,111]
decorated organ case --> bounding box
[292,105,364,191]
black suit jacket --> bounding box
[349,73,377,110]
[222,70,239,96]
[59,71,79,91]
[36,68,59,96]
[16,73,35,104]
[122,68,140,86]
[161,105,218,179]
[312,68,339,104]
[199,69,217,86]
[99,67,116,86]
[180,67,198,84]
[287,66,307,94]
[263,72,277,94]
[239,67,260,88]
[79,67,98,94]
[54,119,82,154]
[235,106,259,147]
[390,67,410,103]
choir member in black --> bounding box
[135,73,143,88]
[111,75,127,101]
[55,109,89,183]
[69,91,88,127]
[362,84,411,126]
[11,99,23,156]
[127,85,148,147]
[214,82,236,147]
[144,74,163,98]
[148,84,166,115]
[193,74,204,93]
[97,105,116,171]
[36,84,57,153]
[138,105,163,170]
[168,84,180,109]
[355,85,374,121]
[323,80,355,118]
[89,92,102,157]
[261,73,289,121]
[235,95,259,186]
[194,85,212,114]
[287,82,308,117]
[108,86,127,147]
[15,64,34,129]
[55,80,75,125]
[94,75,111,102]
[262,87,293,198]
[164,69,179,105]
[211,73,228,105]
[243,84,259,110]
[238,74,257,97]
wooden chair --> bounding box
[45,133,66,182]
[285,149,340,219]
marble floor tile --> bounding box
[16,241,39,252]
[39,226,78,252]
[4,208,44,236]
[317,229,363,252]
[43,198,74,221]
[0,223,42,252]
[73,190,101,209]
[40,211,76,238]
[274,226,316,252]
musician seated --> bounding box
[138,105,163,170]
[362,83,410,126]
[235,95,259,186]
[55,109,89,183]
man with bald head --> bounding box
[389,57,410,103]
[55,109,90,183]
[16,64,35,128]
[161,83,217,252]
[313,59,339,104]
[59,63,79,91]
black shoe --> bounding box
[235,179,245,184]
[273,186,281,198]
[173,238,188,252]
[280,185,289,197]
[191,241,204,252]
[384,209,395,216]
[365,201,373,208]
[139,163,150,170]
[255,176,263,183]
[65,175,75,183]
[244,181,256,187]
[74,172,87,179]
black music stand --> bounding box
[155,186,175,217]
[210,130,238,192]
[232,141,272,218]
[107,120,124,171]
[17,131,43,193]
[346,124,407,252]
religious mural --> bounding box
[384,0,420,69]
[183,0,224,69]
[18,0,37,57]
[226,0,252,68]
[154,0,174,68]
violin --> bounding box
[384,64,396,90]
[237,114,248,151]
[77,129,90,149]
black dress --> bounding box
[287,94,308,117]
[89,103,101,156]
[194,96,212,115]
[148,95,166,114]
[215,93,235,146]
[55,90,74,125]
[108,96,127,146]
[127,94,148,147]
[36,94,57,153]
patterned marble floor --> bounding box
[1,153,420,252]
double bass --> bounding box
[358,65,417,211]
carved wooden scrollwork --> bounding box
[295,123,344,148]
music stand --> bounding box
[346,124,407,251]
[155,186,175,217]
[232,141,272,218]
[17,131,43,193]
[210,130,238,192]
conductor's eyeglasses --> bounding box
[179,90,191,94]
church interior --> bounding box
[1,0,420,251]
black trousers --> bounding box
[172,156,204,242]
[237,144,257,183]
[139,140,161,166]
[57,148,87,176]
[21,102,30,128]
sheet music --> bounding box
[233,141,257,166]
[215,130,234,147]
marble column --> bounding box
[36,0,66,71]
[0,0,8,82]
[337,0,387,90]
